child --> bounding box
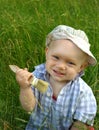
[16,25,97,130]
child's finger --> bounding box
[24,68,28,71]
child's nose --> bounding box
[58,62,66,70]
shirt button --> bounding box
[47,92,51,97]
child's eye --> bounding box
[68,62,75,65]
[53,55,59,60]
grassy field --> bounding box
[0,0,99,129]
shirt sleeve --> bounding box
[73,86,97,126]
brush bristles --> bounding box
[31,77,48,93]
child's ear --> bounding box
[45,47,48,52]
[45,47,49,58]
[45,47,49,55]
[79,62,88,72]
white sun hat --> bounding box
[46,25,97,66]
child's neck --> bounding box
[49,76,66,97]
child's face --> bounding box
[45,39,87,83]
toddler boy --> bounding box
[16,25,97,130]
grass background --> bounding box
[0,0,99,129]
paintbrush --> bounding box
[9,65,48,93]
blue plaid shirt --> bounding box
[26,63,97,130]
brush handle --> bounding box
[9,64,34,84]
[28,75,37,86]
[9,65,48,93]
[9,65,20,73]
[31,76,38,86]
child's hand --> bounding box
[16,68,33,89]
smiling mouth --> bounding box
[53,70,65,76]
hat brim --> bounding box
[67,36,97,66]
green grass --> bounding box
[0,0,99,129]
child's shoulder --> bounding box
[32,63,46,80]
[76,77,94,94]
[34,63,46,71]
